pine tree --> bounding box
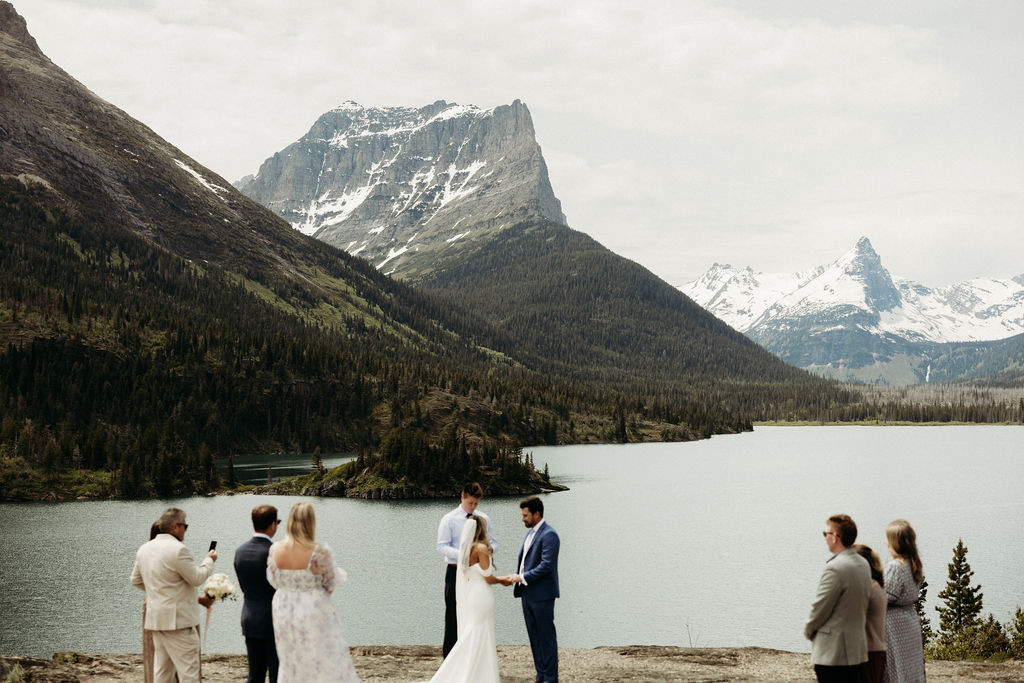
[936,539,984,643]
[1008,607,1024,660]
[915,579,933,646]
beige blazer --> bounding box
[804,547,871,666]
[131,533,214,631]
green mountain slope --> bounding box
[411,218,849,423]
[924,333,1024,386]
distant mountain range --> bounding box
[681,237,1024,384]
[236,100,565,277]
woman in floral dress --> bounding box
[267,503,360,682]
[884,519,926,683]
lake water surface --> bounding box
[1,425,1021,658]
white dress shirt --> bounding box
[436,504,497,564]
[517,519,546,583]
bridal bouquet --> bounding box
[202,573,237,602]
[201,573,236,649]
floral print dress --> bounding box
[267,542,360,682]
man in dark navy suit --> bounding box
[510,496,560,683]
[233,504,280,683]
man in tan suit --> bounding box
[804,513,871,683]
[131,508,218,683]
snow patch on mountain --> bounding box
[681,237,1024,344]
[174,159,228,201]
[237,99,565,276]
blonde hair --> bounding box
[286,502,317,548]
[470,514,491,549]
[886,519,924,584]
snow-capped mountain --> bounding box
[681,237,1024,383]
[236,100,565,274]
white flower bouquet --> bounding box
[202,573,237,602]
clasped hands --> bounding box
[496,574,524,587]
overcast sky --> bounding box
[13,0,1024,287]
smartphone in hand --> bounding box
[208,540,217,552]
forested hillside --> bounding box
[413,218,852,422]
[923,333,1024,386]
[0,179,729,500]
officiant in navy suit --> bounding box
[511,496,560,683]
[233,505,280,683]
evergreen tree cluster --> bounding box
[345,425,546,494]
[929,539,1024,661]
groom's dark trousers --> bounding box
[234,536,279,683]
[522,597,558,682]
[443,563,458,657]
[515,522,560,683]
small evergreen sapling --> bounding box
[915,579,933,646]
[936,539,983,641]
[1009,607,1024,660]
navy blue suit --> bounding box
[233,536,278,683]
[515,521,560,683]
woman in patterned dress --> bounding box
[267,502,360,682]
[884,519,926,683]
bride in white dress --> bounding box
[423,514,510,683]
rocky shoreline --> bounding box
[3,647,1022,682]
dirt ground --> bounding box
[3,646,1023,682]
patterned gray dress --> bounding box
[884,559,925,683]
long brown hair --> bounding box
[854,544,884,587]
[886,519,924,584]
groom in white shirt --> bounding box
[436,482,497,657]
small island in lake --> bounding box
[254,431,568,499]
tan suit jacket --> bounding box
[131,533,214,631]
[804,547,871,666]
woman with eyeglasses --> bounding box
[883,520,926,683]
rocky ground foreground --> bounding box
[3,647,1023,682]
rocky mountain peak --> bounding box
[833,236,900,312]
[0,2,40,53]
[237,99,565,276]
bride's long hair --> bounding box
[470,514,491,552]
[458,515,494,575]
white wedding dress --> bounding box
[422,519,501,683]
